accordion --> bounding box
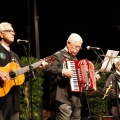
[66,59,97,93]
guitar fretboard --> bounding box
[14,61,41,76]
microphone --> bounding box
[17,39,29,44]
[86,46,100,50]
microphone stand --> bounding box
[22,43,36,120]
[85,60,91,120]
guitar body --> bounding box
[0,55,54,97]
[0,62,25,97]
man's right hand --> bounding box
[0,71,9,82]
[62,69,73,78]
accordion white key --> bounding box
[66,59,97,93]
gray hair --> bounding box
[0,22,12,32]
[67,33,83,43]
[114,56,120,68]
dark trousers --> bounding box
[55,101,81,120]
[0,110,19,120]
[111,106,120,120]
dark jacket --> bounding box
[103,72,120,99]
[43,48,82,107]
[102,72,120,117]
[0,43,21,111]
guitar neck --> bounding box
[15,61,41,76]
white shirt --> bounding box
[0,42,10,51]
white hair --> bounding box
[0,22,12,32]
[67,33,83,43]
[114,56,120,68]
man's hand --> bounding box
[62,69,73,78]
[95,71,100,80]
[0,71,9,82]
[40,60,48,68]
[35,60,48,72]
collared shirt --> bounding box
[0,42,10,51]
[64,47,68,52]
[116,70,120,76]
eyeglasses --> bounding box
[71,43,82,50]
[2,30,15,34]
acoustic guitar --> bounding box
[0,56,54,97]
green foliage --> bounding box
[88,74,107,119]
[20,56,44,120]
[19,58,111,119]
[87,61,110,119]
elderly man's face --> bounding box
[67,41,82,57]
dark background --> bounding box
[1,0,120,110]
[0,1,120,61]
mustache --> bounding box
[73,49,78,53]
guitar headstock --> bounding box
[44,55,55,64]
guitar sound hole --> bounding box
[0,82,4,88]
[9,71,16,78]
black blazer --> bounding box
[0,44,21,111]
[43,48,82,107]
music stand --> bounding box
[99,49,119,72]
